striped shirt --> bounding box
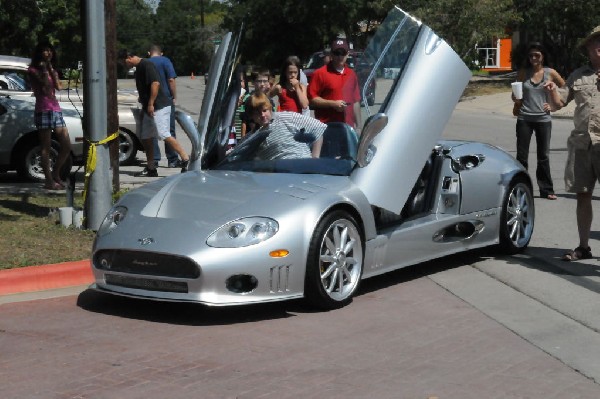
[255,112,326,160]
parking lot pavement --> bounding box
[2,259,600,399]
[456,91,575,119]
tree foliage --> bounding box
[153,0,227,75]
[0,0,82,68]
[222,0,397,70]
[114,0,226,76]
[512,0,600,75]
[409,0,520,68]
[1,0,599,78]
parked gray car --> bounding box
[91,7,535,310]
[0,95,84,181]
[0,55,140,166]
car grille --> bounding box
[104,274,188,293]
[94,249,200,279]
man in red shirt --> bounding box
[308,38,361,131]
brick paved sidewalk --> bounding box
[2,268,599,399]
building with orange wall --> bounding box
[477,37,513,72]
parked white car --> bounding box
[0,95,84,181]
[0,55,141,167]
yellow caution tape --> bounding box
[83,131,119,202]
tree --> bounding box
[513,0,600,75]
[115,0,154,76]
[408,0,520,68]
[0,0,82,70]
[153,0,226,76]
[223,0,364,70]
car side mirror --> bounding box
[357,113,388,167]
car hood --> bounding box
[122,170,348,222]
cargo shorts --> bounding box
[564,134,600,193]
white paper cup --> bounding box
[511,82,523,100]
[72,208,84,229]
[59,206,73,227]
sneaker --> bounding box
[135,167,158,177]
[180,159,189,173]
[168,159,182,168]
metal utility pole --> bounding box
[105,0,120,191]
[82,0,112,230]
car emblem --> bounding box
[138,237,154,246]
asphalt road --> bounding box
[2,78,600,398]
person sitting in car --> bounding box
[245,91,325,160]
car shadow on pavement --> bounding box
[77,250,487,324]
[77,289,300,325]
[356,250,485,298]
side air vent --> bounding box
[270,265,290,293]
[432,221,484,243]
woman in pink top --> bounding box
[27,42,71,190]
[270,56,309,113]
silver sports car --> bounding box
[91,7,534,309]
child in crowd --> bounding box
[270,56,309,114]
[240,68,275,137]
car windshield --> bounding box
[305,54,325,70]
[0,71,29,91]
[202,7,422,176]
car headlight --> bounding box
[207,217,279,248]
[97,206,128,237]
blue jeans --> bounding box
[153,105,178,163]
[516,119,554,196]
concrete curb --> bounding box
[0,260,92,296]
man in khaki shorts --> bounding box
[118,49,189,177]
[546,26,600,261]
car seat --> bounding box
[319,122,359,159]
[401,156,434,219]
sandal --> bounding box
[562,246,592,261]
[43,181,64,191]
[546,194,558,200]
[53,176,66,189]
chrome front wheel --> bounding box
[305,211,363,309]
[499,180,534,254]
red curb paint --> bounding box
[0,260,92,296]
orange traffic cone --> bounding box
[191,72,195,79]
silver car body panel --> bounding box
[91,140,528,306]
[91,7,533,307]
[92,171,375,305]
